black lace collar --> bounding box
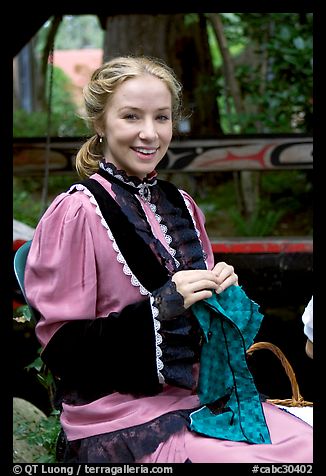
[99,160,157,202]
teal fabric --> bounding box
[190,285,271,444]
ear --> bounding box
[95,127,103,137]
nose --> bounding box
[138,119,158,140]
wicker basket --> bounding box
[247,341,313,407]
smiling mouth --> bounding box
[132,147,159,155]
[131,147,159,160]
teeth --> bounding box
[135,148,156,154]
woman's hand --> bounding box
[212,261,238,294]
[171,263,238,310]
[172,269,221,309]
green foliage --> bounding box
[35,15,104,54]
[13,308,60,461]
[13,65,89,137]
[13,175,77,228]
[13,179,43,227]
[229,206,285,237]
[206,13,313,134]
[13,305,33,323]
[15,13,313,137]
[13,170,312,238]
[14,310,60,461]
[55,15,104,49]
[46,66,89,136]
[15,410,61,463]
[26,350,56,396]
[207,22,246,71]
[261,169,312,195]
[13,14,313,237]
[13,318,59,460]
[13,110,50,137]
[196,170,312,237]
[237,13,312,133]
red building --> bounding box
[53,48,103,109]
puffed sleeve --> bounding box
[25,193,162,399]
[25,193,98,346]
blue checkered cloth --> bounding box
[190,285,271,444]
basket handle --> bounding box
[247,341,313,407]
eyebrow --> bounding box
[118,106,171,112]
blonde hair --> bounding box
[75,56,183,178]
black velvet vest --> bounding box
[77,170,207,289]
[42,171,207,404]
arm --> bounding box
[25,193,163,398]
[42,298,161,398]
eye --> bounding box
[124,114,138,120]
[157,115,170,122]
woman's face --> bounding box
[102,75,173,179]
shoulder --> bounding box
[40,185,98,225]
[178,189,201,215]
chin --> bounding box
[136,162,158,176]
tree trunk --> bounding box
[102,13,222,137]
[207,13,244,118]
[208,13,261,220]
[36,15,63,112]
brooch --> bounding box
[138,183,151,202]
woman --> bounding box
[25,56,312,463]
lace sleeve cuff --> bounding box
[151,280,185,321]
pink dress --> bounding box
[25,165,313,463]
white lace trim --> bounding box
[150,296,165,384]
[69,183,164,383]
[99,162,157,194]
[69,183,149,296]
[182,196,207,263]
[147,200,180,268]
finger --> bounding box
[185,289,213,308]
[175,279,218,302]
[188,279,220,293]
[217,267,234,284]
[173,270,219,286]
[216,273,239,293]
[212,262,233,276]
[188,270,220,283]
[213,263,234,283]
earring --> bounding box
[99,136,103,143]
